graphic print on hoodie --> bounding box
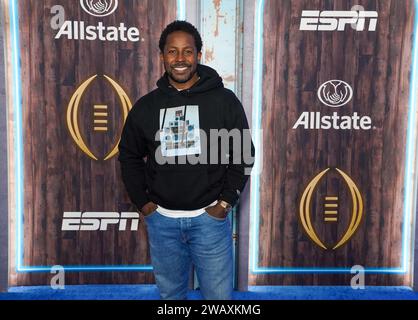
[159,105,201,157]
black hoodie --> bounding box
[118,64,254,211]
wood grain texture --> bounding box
[0,0,9,292]
[9,0,176,286]
[250,0,415,286]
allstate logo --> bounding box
[80,0,118,17]
[317,80,353,108]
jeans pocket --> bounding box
[204,211,227,222]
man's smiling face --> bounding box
[160,31,202,89]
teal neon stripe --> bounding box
[10,0,24,272]
[177,0,186,20]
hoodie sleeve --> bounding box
[118,108,149,211]
[219,93,255,207]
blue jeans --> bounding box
[144,210,233,300]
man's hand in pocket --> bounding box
[141,202,158,216]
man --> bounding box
[118,20,254,300]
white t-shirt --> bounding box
[157,200,218,218]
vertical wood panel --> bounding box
[0,0,9,292]
[8,0,177,286]
[252,0,415,286]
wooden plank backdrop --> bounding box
[250,0,415,286]
[7,0,176,286]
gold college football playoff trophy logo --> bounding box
[66,75,132,161]
[299,168,364,250]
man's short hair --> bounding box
[159,20,203,53]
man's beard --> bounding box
[165,63,197,84]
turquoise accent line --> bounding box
[177,0,186,20]
[17,265,153,273]
[10,0,24,272]
[252,268,407,274]
[250,0,418,274]
[250,0,264,275]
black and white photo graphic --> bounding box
[159,105,201,157]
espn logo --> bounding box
[300,10,378,31]
[62,212,139,231]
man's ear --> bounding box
[159,52,164,63]
[197,51,202,62]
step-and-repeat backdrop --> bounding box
[3,0,417,286]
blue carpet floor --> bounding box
[0,285,417,300]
